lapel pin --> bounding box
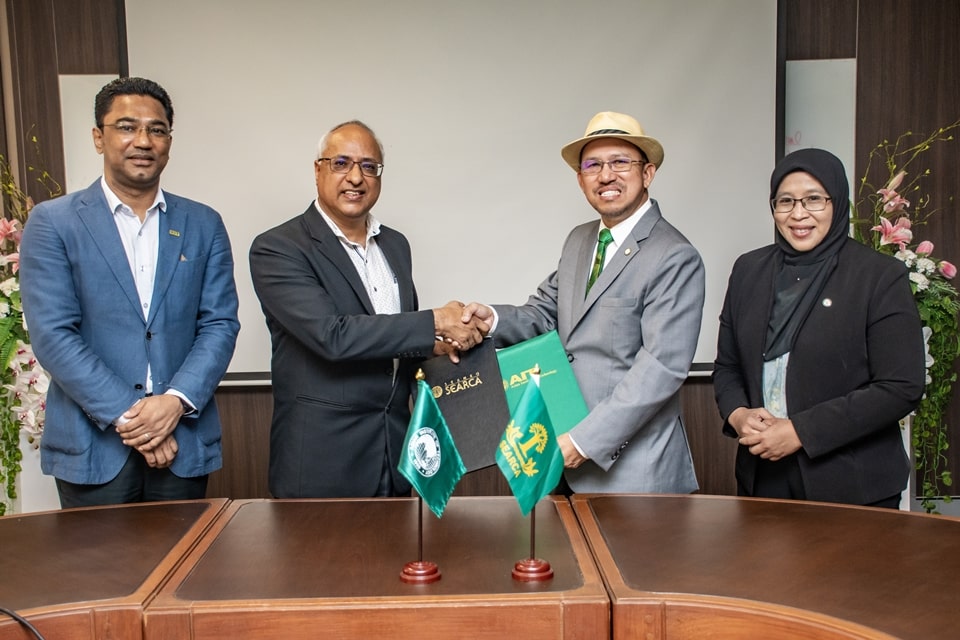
[169,229,181,237]
[624,248,632,255]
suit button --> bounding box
[135,384,144,390]
[611,452,619,460]
[146,331,152,340]
[567,352,575,363]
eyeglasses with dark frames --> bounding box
[318,156,384,177]
[771,194,832,213]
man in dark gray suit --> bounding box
[250,120,484,498]
[464,112,705,494]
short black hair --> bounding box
[94,77,174,128]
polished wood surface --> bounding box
[144,497,609,639]
[572,494,960,640]
[0,499,227,640]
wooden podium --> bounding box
[572,494,960,640]
[143,497,609,639]
[0,500,227,640]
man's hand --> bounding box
[461,302,495,330]
[433,339,462,363]
[140,434,179,468]
[117,394,185,452]
[558,433,587,469]
[433,300,487,350]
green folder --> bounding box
[496,330,588,435]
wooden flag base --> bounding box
[400,560,441,584]
[512,558,554,581]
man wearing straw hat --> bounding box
[464,111,704,494]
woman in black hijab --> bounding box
[713,148,926,507]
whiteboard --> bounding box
[117,0,778,374]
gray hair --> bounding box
[316,120,384,161]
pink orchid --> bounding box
[916,240,935,256]
[939,261,957,279]
[871,216,913,249]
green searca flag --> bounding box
[495,378,564,516]
[398,379,466,518]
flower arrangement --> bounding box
[852,121,960,513]
[0,148,59,515]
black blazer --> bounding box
[714,238,925,504]
[250,204,436,498]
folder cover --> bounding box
[496,330,588,435]
[418,338,510,472]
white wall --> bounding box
[60,0,779,374]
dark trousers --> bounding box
[55,450,208,508]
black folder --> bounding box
[419,338,510,472]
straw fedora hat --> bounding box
[560,111,664,171]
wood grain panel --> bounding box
[4,0,66,201]
[784,0,858,60]
[855,0,960,496]
[207,387,272,499]
[52,0,123,74]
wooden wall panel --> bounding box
[855,0,960,494]
[206,387,272,499]
[784,0,858,60]
[4,0,66,200]
[52,0,123,74]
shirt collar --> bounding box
[313,199,382,245]
[100,176,166,216]
[600,197,652,245]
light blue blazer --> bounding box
[19,180,240,484]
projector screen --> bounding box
[120,0,778,376]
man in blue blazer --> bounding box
[464,112,704,494]
[20,77,240,507]
[250,120,485,499]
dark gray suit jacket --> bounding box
[250,204,436,498]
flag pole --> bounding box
[399,370,443,584]
[400,492,441,584]
[511,365,554,582]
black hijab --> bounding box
[764,148,850,360]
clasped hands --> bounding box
[432,301,495,362]
[728,406,802,461]
[115,394,185,469]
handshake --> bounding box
[432,301,493,361]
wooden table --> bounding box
[571,494,960,640]
[143,496,609,639]
[0,500,227,640]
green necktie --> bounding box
[586,228,614,295]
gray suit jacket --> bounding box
[494,200,704,493]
